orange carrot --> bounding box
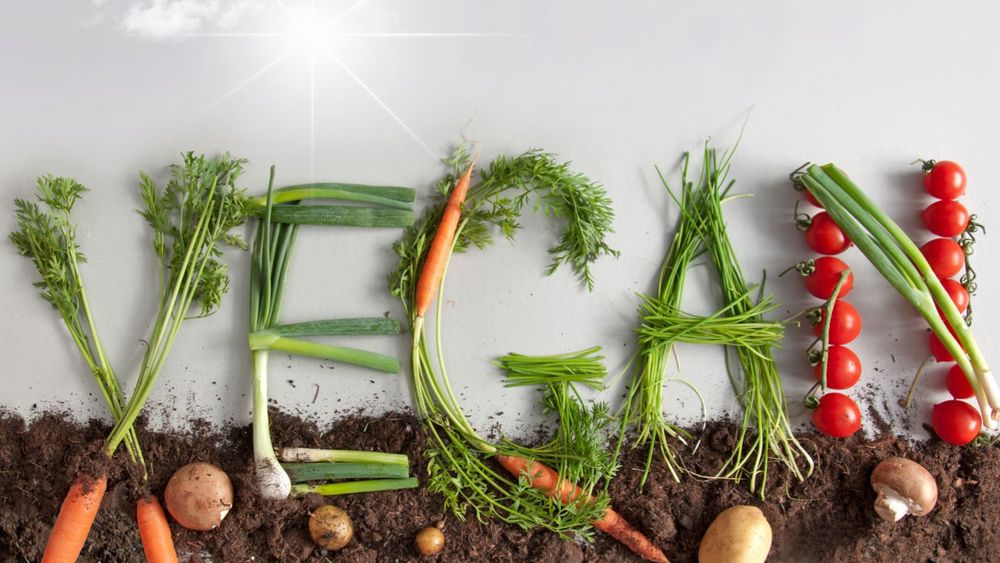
[42,475,108,563]
[414,155,478,319]
[137,495,179,563]
[496,455,669,563]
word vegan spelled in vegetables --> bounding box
[794,164,999,429]
[248,171,417,499]
[390,145,667,562]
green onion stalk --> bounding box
[388,145,618,536]
[248,169,415,499]
[796,164,998,428]
[10,178,144,470]
[278,448,417,496]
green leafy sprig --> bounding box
[10,176,145,467]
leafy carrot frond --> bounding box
[389,143,618,301]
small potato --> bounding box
[415,525,445,556]
[698,505,772,563]
[164,462,233,531]
[309,505,353,550]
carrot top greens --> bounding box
[11,177,144,467]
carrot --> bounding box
[496,455,669,563]
[137,495,179,563]
[42,475,108,563]
[414,154,478,319]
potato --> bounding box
[698,505,772,563]
[309,505,353,550]
[415,525,445,556]
[163,462,234,531]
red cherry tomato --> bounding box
[945,364,975,400]
[929,331,963,362]
[814,345,862,390]
[812,300,863,345]
[931,399,981,445]
[923,160,967,200]
[812,392,862,437]
[803,257,854,300]
[938,278,970,315]
[804,212,851,255]
[805,189,824,208]
[920,238,966,278]
[922,200,970,237]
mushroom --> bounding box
[870,457,938,522]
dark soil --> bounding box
[1,409,996,562]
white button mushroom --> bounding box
[870,457,938,522]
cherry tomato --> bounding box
[812,300,862,345]
[945,364,975,400]
[931,399,981,445]
[929,330,963,362]
[803,257,854,300]
[923,160,967,200]
[920,238,966,279]
[814,345,862,389]
[922,200,970,237]
[812,392,862,437]
[803,212,851,255]
[937,278,970,315]
[805,189,824,208]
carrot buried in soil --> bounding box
[41,476,107,563]
[496,456,669,562]
[137,496,178,563]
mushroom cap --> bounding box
[870,457,938,517]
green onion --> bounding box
[291,477,419,496]
[279,447,409,465]
[281,462,410,482]
[263,205,414,227]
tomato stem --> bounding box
[816,271,851,392]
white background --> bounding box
[2,0,997,439]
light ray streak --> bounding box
[319,43,437,158]
[126,32,288,38]
[331,0,375,25]
[309,0,316,179]
[332,32,522,37]
[196,49,296,118]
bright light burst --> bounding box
[152,0,516,173]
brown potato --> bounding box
[309,505,353,550]
[415,525,445,556]
[163,462,234,531]
[698,505,772,563]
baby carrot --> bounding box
[496,455,668,563]
[414,154,478,319]
[137,495,178,563]
[41,475,108,563]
